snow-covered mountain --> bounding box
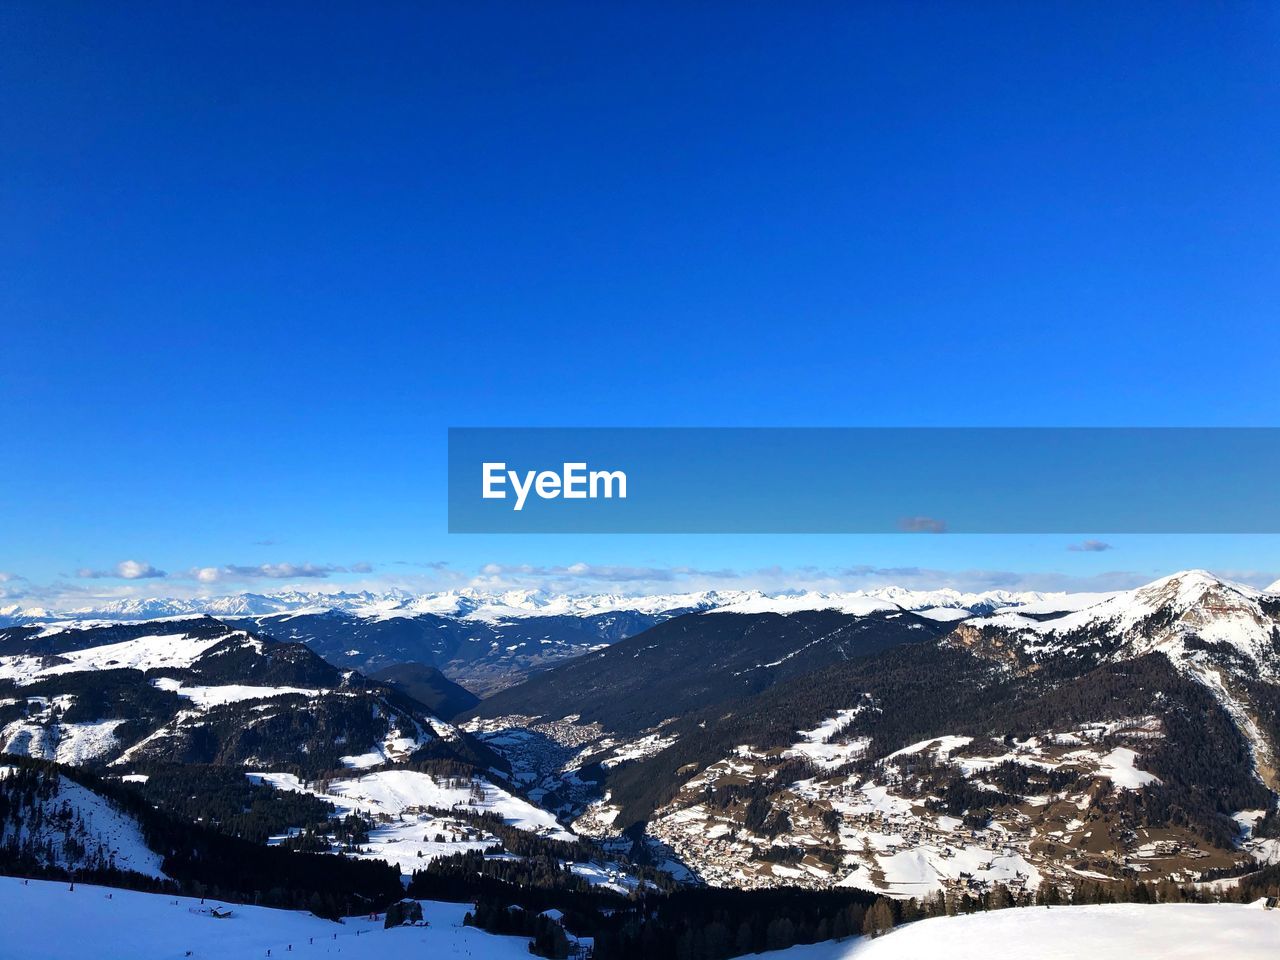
[0,619,486,774]
[955,569,1279,675]
[27,576,1277,701]
[2,588,714,624]
[947,569,1280,799]
[2,586,1087,694]
[466,569,1280,897]
[704,586,1105,621]
[1,584,1086,627]
[3,571,1270,697]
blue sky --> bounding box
[2,4,1279,606]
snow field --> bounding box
[767,901,1279,960]
[0,876,534,960]
[246,768,573,875]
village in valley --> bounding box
[459,707,1277,902]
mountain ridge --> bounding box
[1,583,1126,627]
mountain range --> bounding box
[0,584,1118,627]
[1,569,1278,940]
[0,585,1124,694]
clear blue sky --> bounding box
[2,4,1279,605]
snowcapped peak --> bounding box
[957,569,1279,678]
[1129,569,1261,614]
[0,603,51,621]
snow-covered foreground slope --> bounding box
[0,876,533,960]
[4,877,1273,960]
[771,902,1278,960]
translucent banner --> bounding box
[447,427,1280,533]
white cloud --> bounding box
[77,560,166,580]
[118,559,165,579]
[183,561,374,582]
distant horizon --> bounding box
[5,562,1277,617]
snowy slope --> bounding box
[0,770,166,877]
[942,571,1280,647]
[950,570,1280,794]
[767,902,1278,960]
[960,570,1274,660]
[250,768,571,833]
[3,875,1275,960]
[0,876,534,960]
[247,768,573,874]
[0,632,232,685]
[1,714,127,764]
[150,677,330,707]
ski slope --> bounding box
[0,876,534,960]
[769,902,1278,960]
[4,876,1273,960]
